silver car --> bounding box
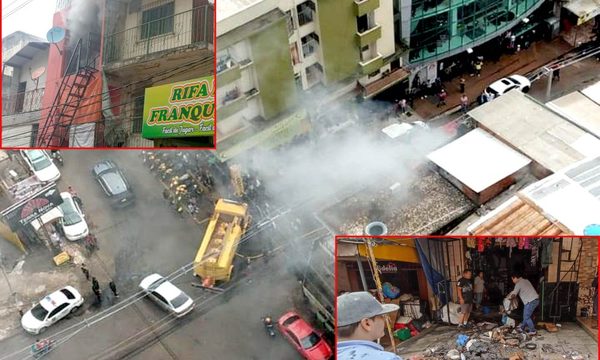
[139,274,194,317]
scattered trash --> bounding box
[525,343,537,350]
[446,349,461,360]
[456,334,469,346]
[465,339,476,351]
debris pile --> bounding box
[414,322,594,360]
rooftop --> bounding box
[217,0,278,38]
[546,80,600,138]
[468,155,600,235]
[320,169,475,235]
[428,128,531,193]
[469,90,600,173]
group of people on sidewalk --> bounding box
[80,263,119,304]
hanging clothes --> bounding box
[477,238,485,252]
[530,239,540,266]
[541,239,553,267]
[467,238,476,248]
[518,238,525,249]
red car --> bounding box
[277,311,332,360]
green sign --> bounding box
[142,76,215,139]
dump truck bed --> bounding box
[194,199,247,281]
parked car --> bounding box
[58,192,89,241]
[21,286,84,335]
[20,150,61,183]
[277,312,332,360]
[92,160,134,207]
[139,274,194,317]
[485,74,531,98]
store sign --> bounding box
[0,184,63,231]
[142,76,215,139]
[378,262,398,273]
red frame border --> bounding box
[333,235,600,357]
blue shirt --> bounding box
[337,340,403,360]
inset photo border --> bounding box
[335,236,599,360]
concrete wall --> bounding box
[248,18,297,120]
[316,0,359,84]
[15,48,50,91]
[375,0,395,58]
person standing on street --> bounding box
[459,78,466,93]
[508,274,539,335]
[92,277,100,293]
[399,99,407,114]
[460,94,469,113]
[553,68,560,82]
[337,292,402,360]
[109,281,119,298]
[474,271,485,310]
[437,89,447,107]
[81,264,90,281]
[457,269,474,328]
[475,61,482,77]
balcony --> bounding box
[217,55,241,86]
[356,24,381,47]
[2,88,45,116]
[359,54,383,75]
[297,6,315,27]
[104,5,213,66]
[219,88,247,120]
[354,0,380,17]
[302,38,320,58]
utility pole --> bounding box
[0,251,17,310]
[365,239,397,354]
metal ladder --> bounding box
[37,36,99,147]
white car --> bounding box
[58,192,89,241]
[139,274,194,317]
[485,74,531,98]
[21,286,84,334]
[20,150,61,183]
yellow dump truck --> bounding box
[194,199,249,283]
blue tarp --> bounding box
[415,239,452,305]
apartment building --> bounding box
[217,0,407,160]
[2,32,50,147]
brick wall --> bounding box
[577,239,598,315]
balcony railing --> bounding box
[302,39,319,57]
[2,88,45,116]
[104,5,213,65]
[298,6,314,27]
[217,54,237,73]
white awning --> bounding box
[564,0,600,25]
[30,207,63,232]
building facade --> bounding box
[2,32,50,147]
[103,0,214,147]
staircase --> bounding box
[37,36,99,147]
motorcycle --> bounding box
[262,316,276,338]
[50,151,64,167]
[31,339,54,359]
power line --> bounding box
[2,0,26,11]
[0,202,302,360]
[2,0,36,19]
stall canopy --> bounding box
[356,239,420,263]
[563,0,600,25]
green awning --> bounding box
[217,110,311,162]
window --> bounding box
[300,332,321,349]
[141,2,175,39]
[132,95,144,134]
[60,289,76,300]
[368,70,381,78]
[357,14,369,33]
[282,315,300,327]
[48,303,68,318]
[152,292,168,304]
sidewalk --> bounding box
[413,37,574,119]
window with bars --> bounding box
[141,2,175,39]
[132,96,145,133]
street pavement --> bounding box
[0,151,307,360]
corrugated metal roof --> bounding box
[469,91,600,173]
